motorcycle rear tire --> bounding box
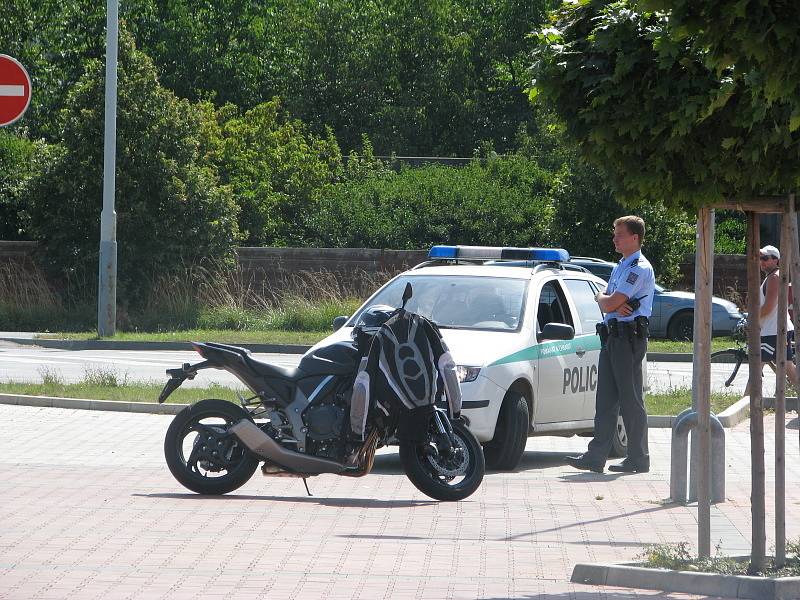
[164,399,259,495]
[399,419,484,501]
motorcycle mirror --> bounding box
[401,282,413,309]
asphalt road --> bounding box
[0,342,774,396]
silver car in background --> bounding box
[568,257,744,340]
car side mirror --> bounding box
[538,323,575,342]
[332,316,349,331]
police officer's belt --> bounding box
[596,316,649,340]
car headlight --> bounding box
[457,365,481,383]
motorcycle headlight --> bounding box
[457,365,481,383]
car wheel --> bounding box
[667,311,694,341]
[610,414,628,458]
[483,391,529,471]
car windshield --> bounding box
[352,275,529,331]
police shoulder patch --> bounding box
[626,271,639,284]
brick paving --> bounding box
[1,405,798,599]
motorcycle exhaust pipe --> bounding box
[230,419,347,475]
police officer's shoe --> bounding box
[565,454,604,473]
[608,459,649,473]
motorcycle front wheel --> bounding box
[399,418,484,501]
[164,399,259,495]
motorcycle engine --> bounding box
[304,403,347,460]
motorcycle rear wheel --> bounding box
[399,419,484,501]
[164,399,259,495]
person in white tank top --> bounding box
[758,245,797,387]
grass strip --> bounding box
[0,381,742,416]
[36,329,326,345]
[33,331,738,354]
[648,337,736,353]
[0,381,246,405]
[645,388,741,416]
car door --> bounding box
[533,278,587,423]
[562,278,604,421]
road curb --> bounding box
[645,395,752,429]
[0,393,188,414]
[0,337,312,354]
[2,336,697,361]
[572,562,800,599]
[647,352,692,362]
[0,392,755,427]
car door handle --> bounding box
[575,347,586,357]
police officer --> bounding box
[567,215,655,474]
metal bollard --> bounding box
[670,409,725,504]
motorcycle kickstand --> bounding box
[302,477,313,497]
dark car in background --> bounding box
[568,257,744,340]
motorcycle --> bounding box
[158,285,484,501]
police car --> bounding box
[315,245,633,470]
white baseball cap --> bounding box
[760,245,780,259]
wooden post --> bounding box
[787,194,800,517]
[747,211,766,573]
[776,209,790,567]
[693,207,714,558]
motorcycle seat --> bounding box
[244,356,306,382]
[199,342,306,382]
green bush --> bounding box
[27,26,239,305]
[308,156,555,249]
[208,99,346,246]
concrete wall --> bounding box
[1,241,750,303]
[678,254,746,303]
[235,246,428,279]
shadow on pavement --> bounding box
[503,503,673,542]
[134,492,437,508]
[788,416,799,430]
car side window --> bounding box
[564,279,604,335]
[536,281,574,331]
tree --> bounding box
[27,27,238,304]
[0,132,53,240]
[207,99,344,246]
[531,0,800,571]
[530,1,800,211]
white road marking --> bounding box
[0,85,24,96]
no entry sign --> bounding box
[0,55,32,127]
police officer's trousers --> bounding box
[585,333,649,464]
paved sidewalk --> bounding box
[0,405,797,600]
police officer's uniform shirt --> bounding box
[603,250,655,323]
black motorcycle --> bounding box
[158,288,484,501]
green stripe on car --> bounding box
[489,335,601,367]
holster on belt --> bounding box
[607,318,619,337]
[634,316,649,339]
[596,322,609,346]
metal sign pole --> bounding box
[98,0,119,336]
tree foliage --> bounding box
[27,28,238,302]
[308,156,555,249]
[530,0,800,210]
[200,99,344,246]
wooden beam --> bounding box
[775,207,790,567]
[715,196,789,213]
[693,207,714,559]
[747,211,766,573]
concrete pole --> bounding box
[98,0,119,337]
[775,206,790,567]
[692,207,714,558]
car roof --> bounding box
[406,262,605,283]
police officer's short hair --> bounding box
[614,215,645,243]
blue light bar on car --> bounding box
[428,245,570,262]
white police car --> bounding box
[316,245,633,470]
